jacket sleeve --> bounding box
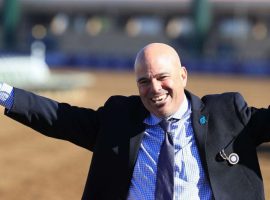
[234,92,270,146]
[5,88,101,151]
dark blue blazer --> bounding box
[5,88,270,200]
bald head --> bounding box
[134,43,188,118]
[134,43,182,73]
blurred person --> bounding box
[0,43,269,200]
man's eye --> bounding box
[159,76,168,80]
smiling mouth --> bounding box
[151,94,168,105]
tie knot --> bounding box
[159,119,170,132]
[159,118,178,132]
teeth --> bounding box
[151,94,167,102]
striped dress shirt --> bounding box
[127,96,213,200]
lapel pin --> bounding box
[199,115,207,125]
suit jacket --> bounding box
[5,88,270,200]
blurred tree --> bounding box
[3,0,20,50]
[192,0,212,56]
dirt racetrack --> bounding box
[0,70,269,200]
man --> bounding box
[0,43,270,200]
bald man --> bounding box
[1,43,270,200]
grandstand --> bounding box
[1,0,270,75]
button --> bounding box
[228,153,239,165]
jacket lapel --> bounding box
[129,130,145,172]
[128,99,148,180]
[186,90,209,172]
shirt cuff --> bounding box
[0,83,14,110]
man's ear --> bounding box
[180,66,188,86]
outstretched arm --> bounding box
[1,84,100,151]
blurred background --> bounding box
[1,0,270,75]
[0,0,270,199]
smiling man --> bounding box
[128,43,212,200]
[0,43,270,200]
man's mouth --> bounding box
[151,94,168,104]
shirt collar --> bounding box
[144,95,190,126]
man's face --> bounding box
[135,54,187,118]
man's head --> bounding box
[134,43,187,118]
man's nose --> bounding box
[151,79,162,93]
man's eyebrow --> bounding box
[157,72,170,76]
[137,72,170,82]
[137,77,148,83]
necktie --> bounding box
[155,119,175,200]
